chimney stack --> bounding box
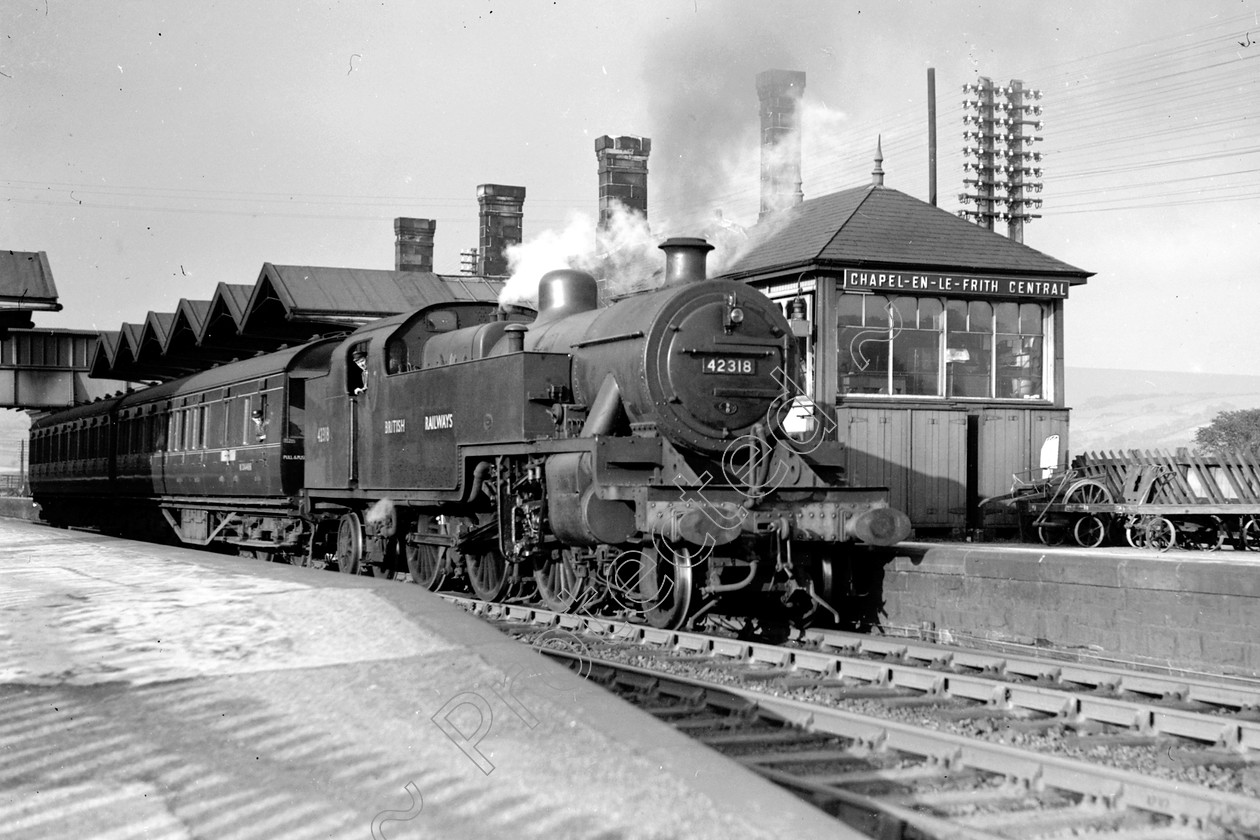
[394,217,436,272]
[476,184,526,277]
[659,237,713,285]
[595,135,651,231]
[756,69,806,220]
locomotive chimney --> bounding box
[476,184,526,277]
[534,268,599,324]
[394,217,436,272]
[595,135,651,231]
[659,237,714,285]
[756,69,806,221]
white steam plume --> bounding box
[500,203,663,309]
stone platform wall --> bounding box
[875,543,1260,678]
[0,497,39,521]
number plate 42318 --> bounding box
[702,357,755,375]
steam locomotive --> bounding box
[29,238,909,631]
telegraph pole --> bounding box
[960,78,1043,238]
[928,68,938,206]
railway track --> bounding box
[443,595,1260,840]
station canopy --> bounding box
[0,250,62,333]
[90,265,505,383]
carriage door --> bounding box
[346,342,371,485]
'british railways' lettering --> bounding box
[424,413,453,431]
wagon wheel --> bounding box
[405,515,449,591]
[466,545,511,602]
[1186,516,1225,552]
[638,542,697,630]
[1073,515,1107,548]
[334,512,364,574]
[1241,516,1260,551]
[1143,516,1177,552]
[1063,479,1113,506]
[1123,515,1146,549]
[1207,515,1227,551]
[533,548,588,612]
[1037,520,1068,546]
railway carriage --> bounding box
[31,341,335,547]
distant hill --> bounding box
[1066,367,1260,455]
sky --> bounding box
[2,0,1259,376]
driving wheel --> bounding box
[534,548,587,612]
[637,543,697,630]
[406,515,449,590]
[466,546,511,601]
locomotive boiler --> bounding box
[30,237,909,632]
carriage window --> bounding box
[152,412,167,452]
[252,393,269,442]
[241,396,252,445]
[197,405,207,449]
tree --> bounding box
[1194,408,1260,457]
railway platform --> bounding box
[877,539,1260,679]
[0,518,855,840]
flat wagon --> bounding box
[990,449,1260,550]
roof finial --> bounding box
[872,135,885,186]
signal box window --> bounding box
[995,302,1045,399]
[837,294,892,394]
[946,300,992,398]
[838,292,1048,401]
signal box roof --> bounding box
[722,184,1092,282]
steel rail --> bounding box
[803,627,1260,711]
[541,649,1260,837]
[444,595,1260,752]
